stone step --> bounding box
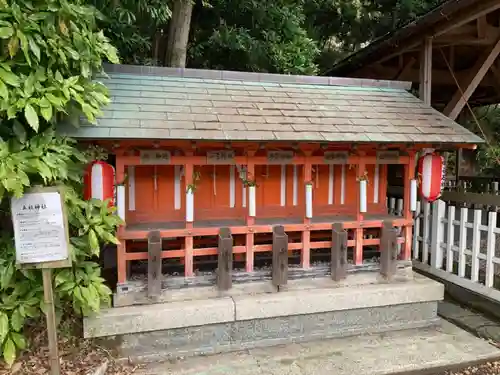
[87,274,444,362]
[134,320,500,375]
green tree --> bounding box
[189,0,319,74]
[0,0,120,366]
[89,0,172,65]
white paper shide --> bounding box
[11,191,69,264]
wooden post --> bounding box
[246,152,256,272]
[331,223,347,281]
[302,157,312,268]
[217,227,233,291]
[419,36,433,105]
[115,155,127,285]
[354,158,366,265]
[43,269,60,375]
[184,155,194,277]
[380,221,398,279]
[147,230,162,298]
[272,225,288,287]
[402,152,415,260]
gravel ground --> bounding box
[441,361,500,375]
[0,320,140,375]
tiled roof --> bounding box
[57,64,483,145]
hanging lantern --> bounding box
[417,153,446,202]
[83,161,116,206]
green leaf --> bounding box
[28,36,40,60]
[0,312,9,342]
[101,231,120,245]
[80,62,90,78]
[55,269,71,287]
[10,332,26,350]
[65,47,80,60]
[10,309,24,332]
[0,263,13,289]
[3,338,16,367]
[0,67,19,86]
[12,120,26,143]
[7,36,19,58]
[88,229,99,253]
[45,93,64,107]
[98,283,112,297]
[40,104,52,122]
[17,30,30,65]
[0,79,8,99]
[0,26,13,39]
[24,103,39,131]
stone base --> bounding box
[86,272,444,362]
[117,302,439,362]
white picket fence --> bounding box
[411,198,500,301]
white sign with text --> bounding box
[11,191,69,264]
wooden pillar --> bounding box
[302,156,312,268]
[354,158,365,265]
[402,152,416,260]
[419,36,432,106]
[246,152,255,272]
[272,225,288,287]
[217,227,233,291]
[115,154,127,284]
[184,154,194,277]
[147,230,162,298]
[331,223,347,281]
[380,220,398,279]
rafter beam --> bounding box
[443,38,500,120]
[355,65,497,87]
[395,57,416,80]
[477,16,488,39]
[371,0,500,66]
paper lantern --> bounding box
[83,161,115,206]
[417,153,445,202]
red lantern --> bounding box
[83,161,115,206]
[417,152,446,202]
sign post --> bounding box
[11,186,71,375]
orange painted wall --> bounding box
[126,162,388,224]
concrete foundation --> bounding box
[85,272,444,362]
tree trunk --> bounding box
[164,0,193,68]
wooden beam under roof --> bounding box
[372,0,500,66]
[443,38,500,120]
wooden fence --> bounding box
[388,183,500,302]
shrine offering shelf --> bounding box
[119,214,411,240]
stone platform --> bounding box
[135,320,500,375]
[84,271,445,362]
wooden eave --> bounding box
[328,0,500,109]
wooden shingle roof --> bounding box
[58,64,482,145]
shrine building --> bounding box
[58,64,482,360]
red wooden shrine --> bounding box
[67,65,481,286]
